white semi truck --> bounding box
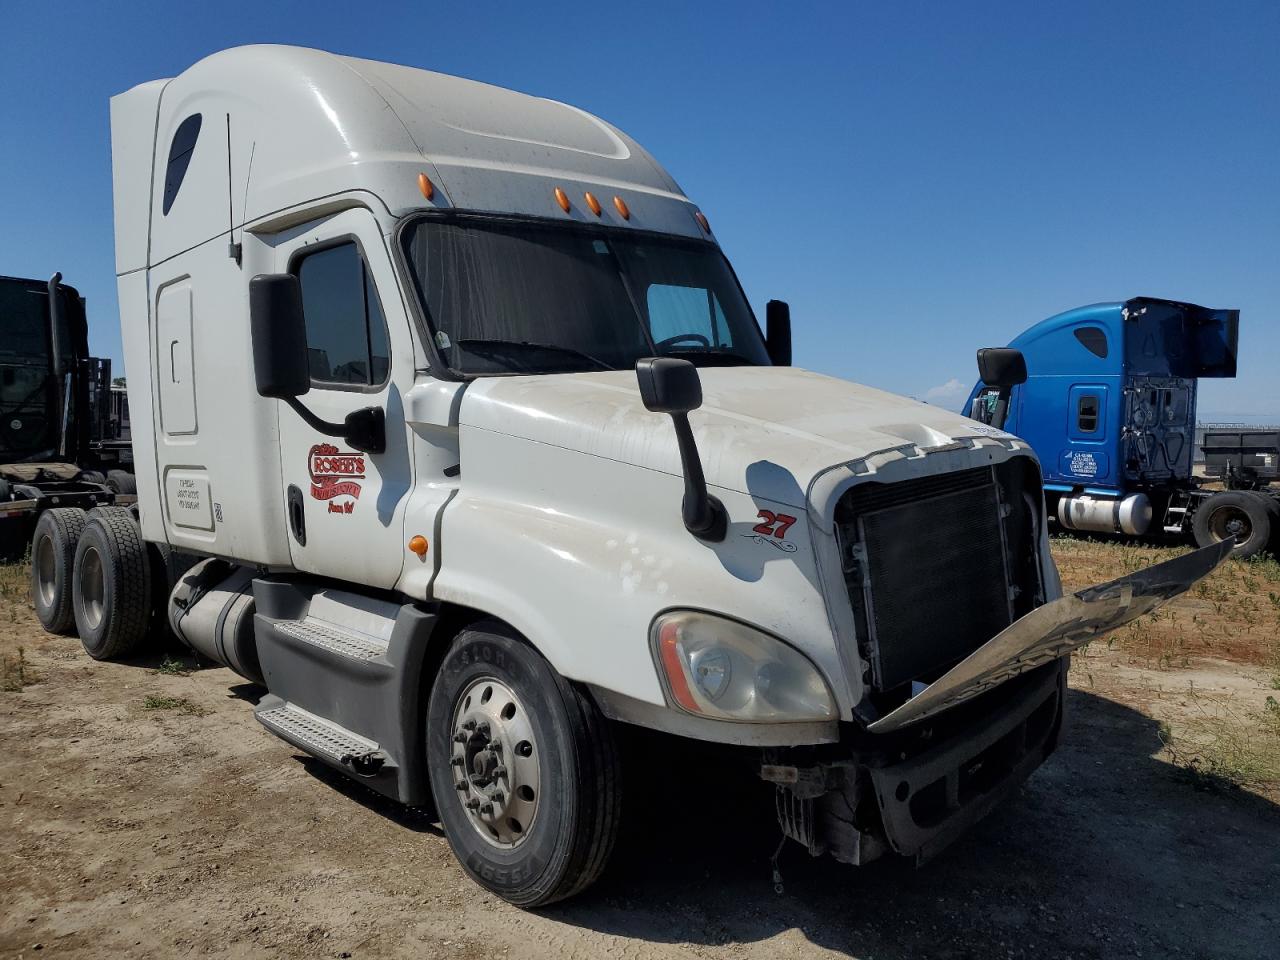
[31,45,1230,906]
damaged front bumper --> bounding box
[765,659,1064,865]
[764,540,1232,866]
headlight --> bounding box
[651,611,836,723]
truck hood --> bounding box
[458,367,1012,508]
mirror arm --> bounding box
[670,412,727,541]
[281,397,386,455]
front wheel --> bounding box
[1192,491,1272,559]
[426,623,621,907]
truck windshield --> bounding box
[401,217,771,375]
[0,278,67,461]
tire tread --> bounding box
[31,507,87,634]
[74,512,152,660]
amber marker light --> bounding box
[554,187,571,212]
[695,211,711,234]
[612,195,630,220]
[584,191,602,216]
[657,621,701,714]
[417,173,434,201]
[408,535,429,559]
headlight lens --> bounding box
[651,611,836,723]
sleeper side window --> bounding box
[295,242,390,388]
[162,114,202,216]
[1073,325,1109,359]
[1077,394,1099,433]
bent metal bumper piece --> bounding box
[868,540,1232,734]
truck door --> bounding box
[266,209,415,588]
[1061,383,1110,484]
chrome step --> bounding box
[274,618,388,661]
[257,701,379,764]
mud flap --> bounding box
[868,540,1233,734]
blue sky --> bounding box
[2,1,1276,419]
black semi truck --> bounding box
[0,273,134,558]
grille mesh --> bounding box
[841,468,1014,690]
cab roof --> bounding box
[110,45,709,271]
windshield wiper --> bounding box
[659,347,761,366]
[454,338,616,372]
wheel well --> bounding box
[417,602,517,712]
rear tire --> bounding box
[106,470,136,495]
[31,508,87,634]
[426,623,621,907]
[1192,491,1272,559]
[72,513,152,660]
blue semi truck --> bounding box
[965,297,1280,558]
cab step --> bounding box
[251,577,438,805]
[274,618,388,661]
[257,698,382,766]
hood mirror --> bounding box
[636,358,727,542]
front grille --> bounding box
[837,463,1038,693]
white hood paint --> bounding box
[459,367,1014,508]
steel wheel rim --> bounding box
[449,676,541,849]
[34,534,57,607]
[78,545,105,631]
[1207,505,1251,545]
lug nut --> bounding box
[489,739,502,754]
[492,765,507,778]
[450,756,464,767]
[462,720,477,732]
[480,802,494,815]
[465,798,481,810]
[455,780,468,791]
[452,732,467,743]
[491,791,505,804]
[476,721,491,737]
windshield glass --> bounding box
[401,217,770,375]
[0,278,72,461]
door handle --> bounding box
[287,484,306,546]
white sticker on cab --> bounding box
[165,470,214,530]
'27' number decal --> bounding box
[753,510,797,540]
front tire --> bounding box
[426,623,621,907]
[72,512,152,660]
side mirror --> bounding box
[250,274,311,399]
[635,358,726,542]
[249,273,386,454]
[976,347,1027,389]
[974,347,1027,432]
[766,300,792,366]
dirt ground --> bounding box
[2,540,1278,960]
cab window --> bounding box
[646,284,734,349]
[295,242,390,387]
[1077,394,1099,433]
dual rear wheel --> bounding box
[31,506,153,658]
[1192,491,1277,559]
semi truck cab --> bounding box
[55,45,1237,906]
[965,299,1277,557]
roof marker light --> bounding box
[584,192,602,216]
[695,211,711,234]
[555,187,571,212]
[417,173,434,201]
[613,195,630,220]
[408,535,429,559]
